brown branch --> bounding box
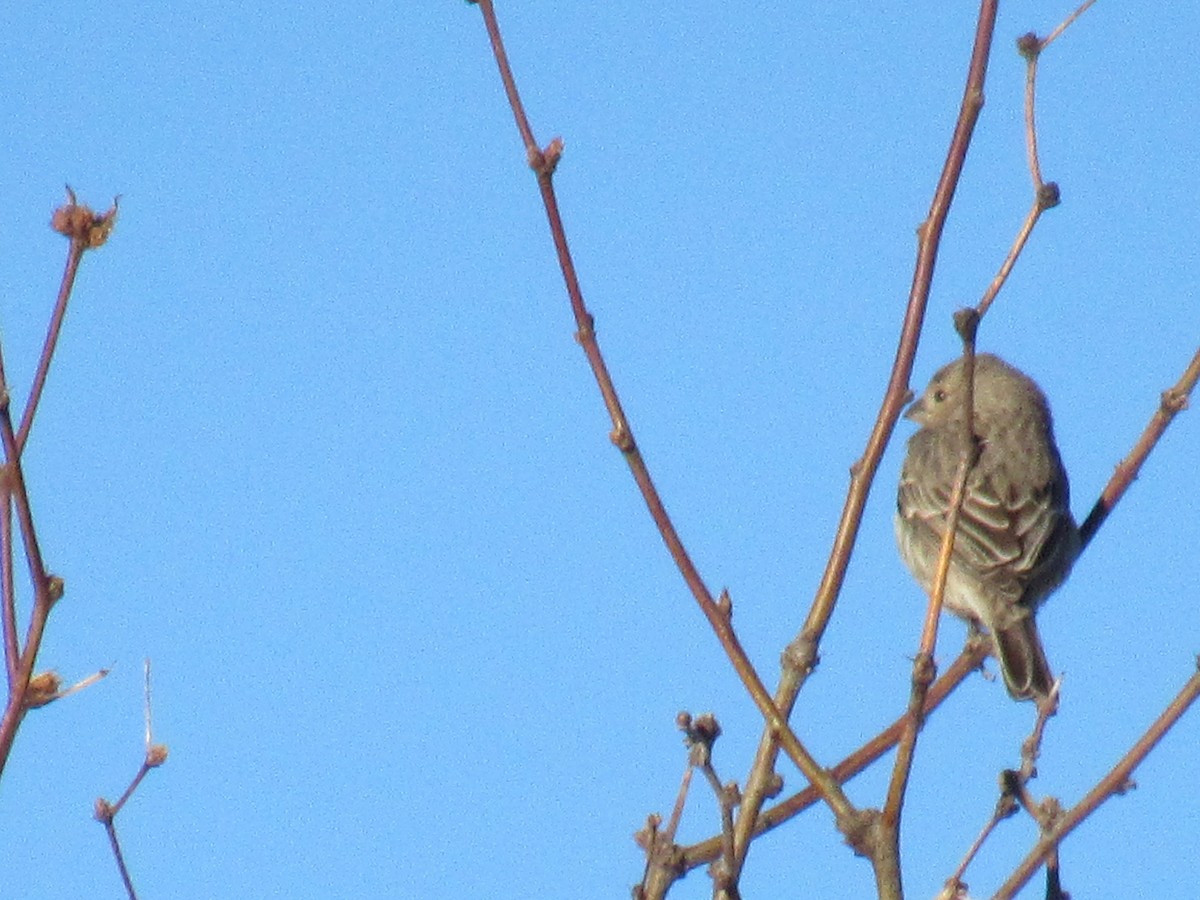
[15,255,78,452]
[1079,346,1200,549]
[883,404,974,821]
[944,681,1060,891]
[731,4,1001,889]
[879,329,980,899]
[660,759,694,849]
[1018,0,1095,188]
[977,0,1100,321]
[15,189,113,453]
[1018,34,1049,192]
[470,0,862,837]
[1041,0,1098,50]
[0,189,115,776]
[684,715,739,892]
[992,660,1200,898]
[972,0,1098,322]
[0,349,62,776]
[974,186,1058,321]
[974,23,1071,321]
[1,479,15,688]
[670,641,989,880]
[96,806,139,900]
[945,776,1019,899]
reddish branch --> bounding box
[470,0,856,823]
[0,189,116,776]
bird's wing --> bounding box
[956,466,1073,605]
[897,449,1073,606]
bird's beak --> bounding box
[903,393,925,423]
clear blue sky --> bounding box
[2,3,1197,898]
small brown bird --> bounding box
[895,353,1079,701]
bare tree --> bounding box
[465,2,1200,897]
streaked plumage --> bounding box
[895,353,1079,701]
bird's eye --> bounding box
[933,389,947,403]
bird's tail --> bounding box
[992,617,1054,701]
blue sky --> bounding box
[2,3,1197,898]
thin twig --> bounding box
[1016,30,1051,192]
[974,190,1057,321]
[94,660,167,900]
[947,682,1059,889]
[977,0,1100,320]
[992,661,1200,898]
[1041,0,1098,50]
[974,21,1070,320]
[97,806,139,900]
[976,0,1096,319]
[15,239,86,454]
[947,780,1018,895]
[0,189,114,775]
[1079,347,1200,549]
[673,641,990,879]
[634,814,685,900]
[143,658,154,748]
[881,332,980,900]
[662,762,694,846]
[470,0,856,827]
[730,5,1001,888]
[0,345,60,775]
[1,475,15,687]
[678,713,740,891]
[884,423,975,821]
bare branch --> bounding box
[94,660,168,900]
[1079,347,1200,549]
[730,6,1003,890]
[0,189,114,775]
[676,642,989,876]
[468,0,859,836]
[993,661,1200,898]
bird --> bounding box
[895,353,1079,701]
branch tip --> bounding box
[1016,32,1044,60]
[952,308,980,344]
[94,797,114,823]
[50,190,118,249]
[632,812,663,852]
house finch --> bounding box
[895,353,1079,701]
